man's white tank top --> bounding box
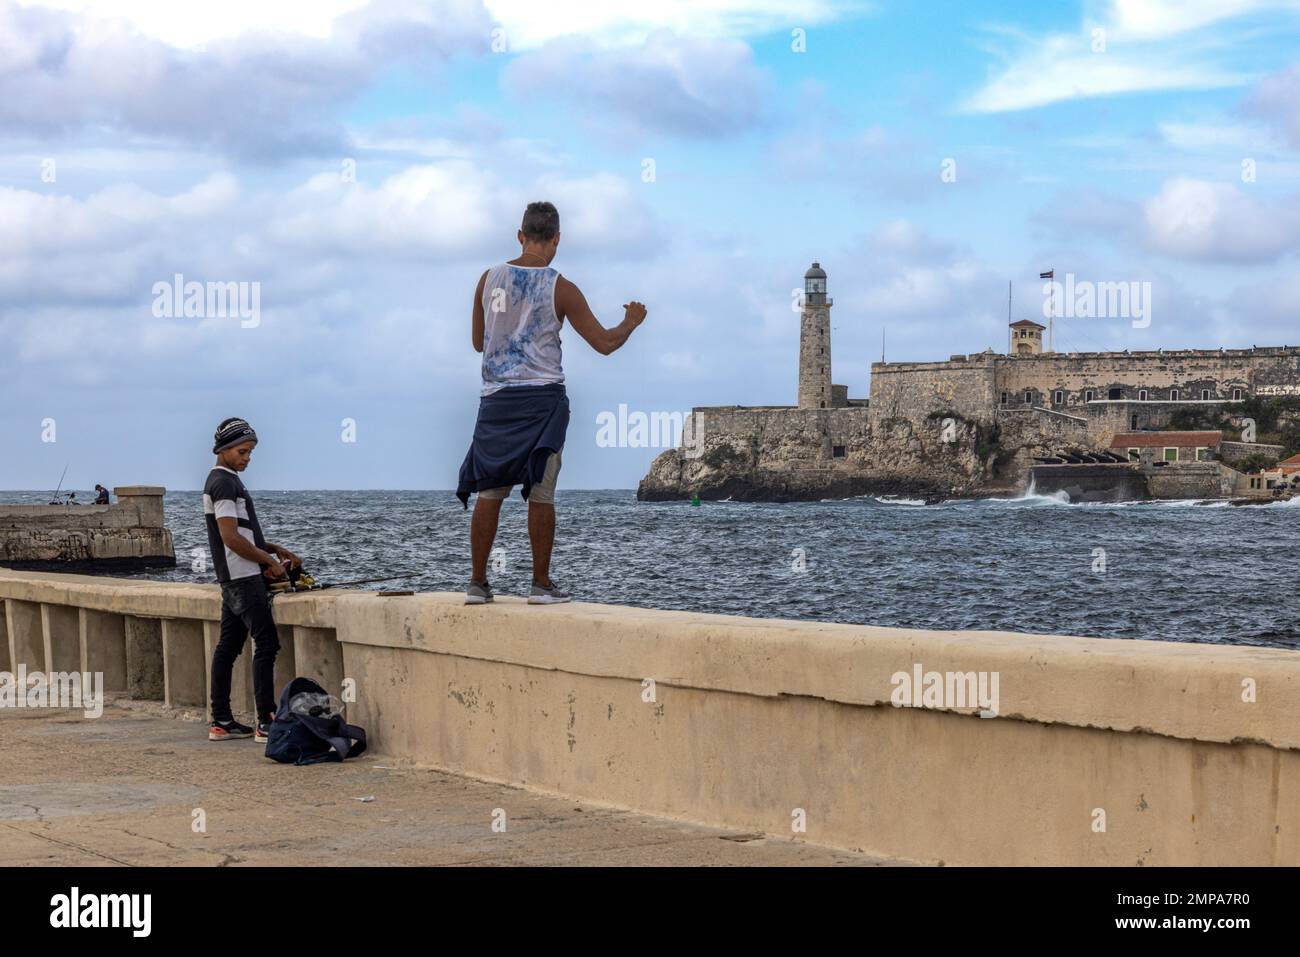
[480,263,565,396]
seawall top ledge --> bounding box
[0,568,336,629]
[332,591,1300,752]
[3,569,1297,752]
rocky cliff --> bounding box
[637,408,1104,502]
[638,416,987,501]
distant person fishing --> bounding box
[94,485,110,505]
[457,201,647,604]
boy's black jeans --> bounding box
[210,574,280,723]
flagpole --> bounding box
[1040,268,1055,354]
[1049,268,1054,353]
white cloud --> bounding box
[1109,0,1300,39]
[14,0,865,50]
[1157,121,1275,151]
[833,221,1002,355]
[503,30,770,138]
[963,35,1244,113]
[14,0,372,46]
[1143,177,1300,261]
[266,163,660,260]
[1246,63,1300,148]
[960,0,1298,113]
[0,0,493,156]
[0,161,663,318]
[484,0,860,51]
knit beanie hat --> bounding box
[213,417,258,454]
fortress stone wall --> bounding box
[689,405,871,468]
[867,355,998,425]
[871,348,1300,430]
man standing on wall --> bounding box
[457,201,647,604]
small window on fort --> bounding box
[1164,448,1178,462]
[1109,388,1122,400]
[1170,389,1179,401]
[1128,449,1139,462]
[1053,390,1063,405]
[1196,447,1208,461]
[1232,388,1243,401]
[1085,390,1095,402]
[1000,392,1008,404]
[1137,390,1146,401]
[1024,390,1032,403]
[832,445,846,458]
[1201,389,1211,400]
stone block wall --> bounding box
[868,357,999,426]
[0,486,174,570]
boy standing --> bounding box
[203,417,301,742]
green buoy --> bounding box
[690,494,701,506]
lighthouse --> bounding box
[798,262,833,409]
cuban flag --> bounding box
[1039,269,1054,279]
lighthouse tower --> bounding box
[798,262,833,409]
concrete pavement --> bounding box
[0,699,898,867]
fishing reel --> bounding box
[267,563,318,594]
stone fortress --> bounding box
[638,262,1300,501]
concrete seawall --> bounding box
[0,486,175,570]
[1,568,1297,865]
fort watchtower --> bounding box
[1009,319,1046,356]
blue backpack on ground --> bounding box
[265,676,367,766]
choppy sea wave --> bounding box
[4,488,1293,648]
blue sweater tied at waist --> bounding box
[456,383,570,508]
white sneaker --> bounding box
[528,580,571,604]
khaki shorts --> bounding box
[478,451,561,504]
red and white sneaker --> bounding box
[254,714,275,743]
[209,718,254,741]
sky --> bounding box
[3,0,1300,490]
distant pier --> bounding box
[0,486,175,572]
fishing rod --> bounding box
[268,568,407,594]
[49,464,69,504]
[318,576,407,590]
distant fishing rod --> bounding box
[50,464,69,504]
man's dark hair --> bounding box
[521,201,559,242]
